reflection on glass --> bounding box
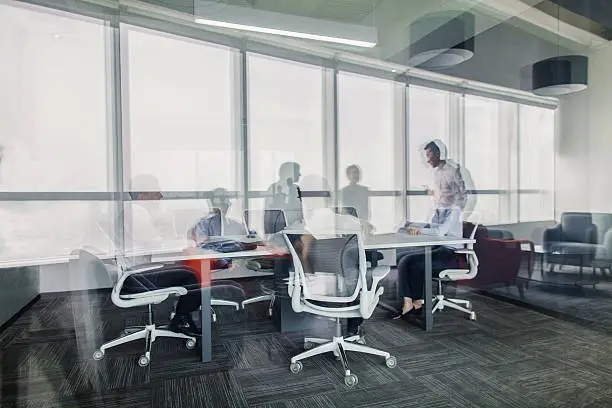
[125,25,239,191]
[0,4,109,191]
[0,201,113,261]
[519,105,555,221]
[408,86,451,191]
[248,53,324,191]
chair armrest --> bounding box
[454,249,475,255]
[124,286,188,299]
[586,224,598,244]
[369,265,390,292]
[543,224,562,250]
[124,263,166,276]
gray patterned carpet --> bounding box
[1,280,611,408]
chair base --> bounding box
[241,294,275,317]
[288,319,396,388]
[432,294,476,320]
[94,305,197,367]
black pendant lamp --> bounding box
[531,4,588,96]
[408,12,475,69]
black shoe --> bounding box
[169,314,201,337]
[391,307,420,320]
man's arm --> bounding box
[454,165,467,209]
[420,207,461,237]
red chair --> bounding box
[462,222,526,297]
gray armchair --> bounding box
[543,212,599,274]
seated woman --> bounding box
[392,206,463,319]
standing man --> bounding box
[265,162,304,227]
[424,139,468,211]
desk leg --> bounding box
[199,260,212,363]
[424,246,433,332]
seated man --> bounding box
[122,175,201,336]
[392,206,463,319]
[188,188,258,270]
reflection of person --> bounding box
[125,174,166,254]
[188,188,260,271]
[122,175,201,336]
[339,165,370,221]
[392,205,463,320]
[188,188,247,244]
[424,140,467,210]
[265,162,303,226]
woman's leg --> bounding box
[394,254,419,316]
[411,247,458,307]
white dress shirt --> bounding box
[429,162,467,209]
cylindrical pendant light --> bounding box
[408,12,475,69]
[532,55,588,96]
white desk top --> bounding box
[0,255,72,269]
[151,247,282,263]
[0,233,474,269]
[364,233,474,250]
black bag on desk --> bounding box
[199,239,257,253]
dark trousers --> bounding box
[397,246,458,301]
[122,265,201,316]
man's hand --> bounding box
[407,226,421,236]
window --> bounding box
[464,96,516,224]
[519,105,555,221]
[247,54,325,192]
[337,72,401,232]
[124,25,239,193]
[0,3,111,261]
[0,3,109,191]
[407,86,451,222]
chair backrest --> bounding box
[244,209,288,234]
[561,212,594,243]
[463,212,480,250]
[283,232,366,303]
[333,206,358,218]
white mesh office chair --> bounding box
[78,251,197,367]
[432,221,480,320]
[283,232,397,388]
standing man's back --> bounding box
[265,161,303,226]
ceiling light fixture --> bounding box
[408,12,475,69]
[194,1,377,48]
[531,3,588,96]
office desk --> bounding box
[150,246,285,363]
[363,233,475,332]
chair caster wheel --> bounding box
[93,350,104,361]
[469,312,477,321]
[356,337,366,345]
[186,339,196,350]
[268,309,273,317]
[289,361,303,374]
[465,301,472,310]
[344,374,358,388]
[138,355,150,367]
[304,341,314,350]
[211,313,217,323]
[385,356,397,368]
